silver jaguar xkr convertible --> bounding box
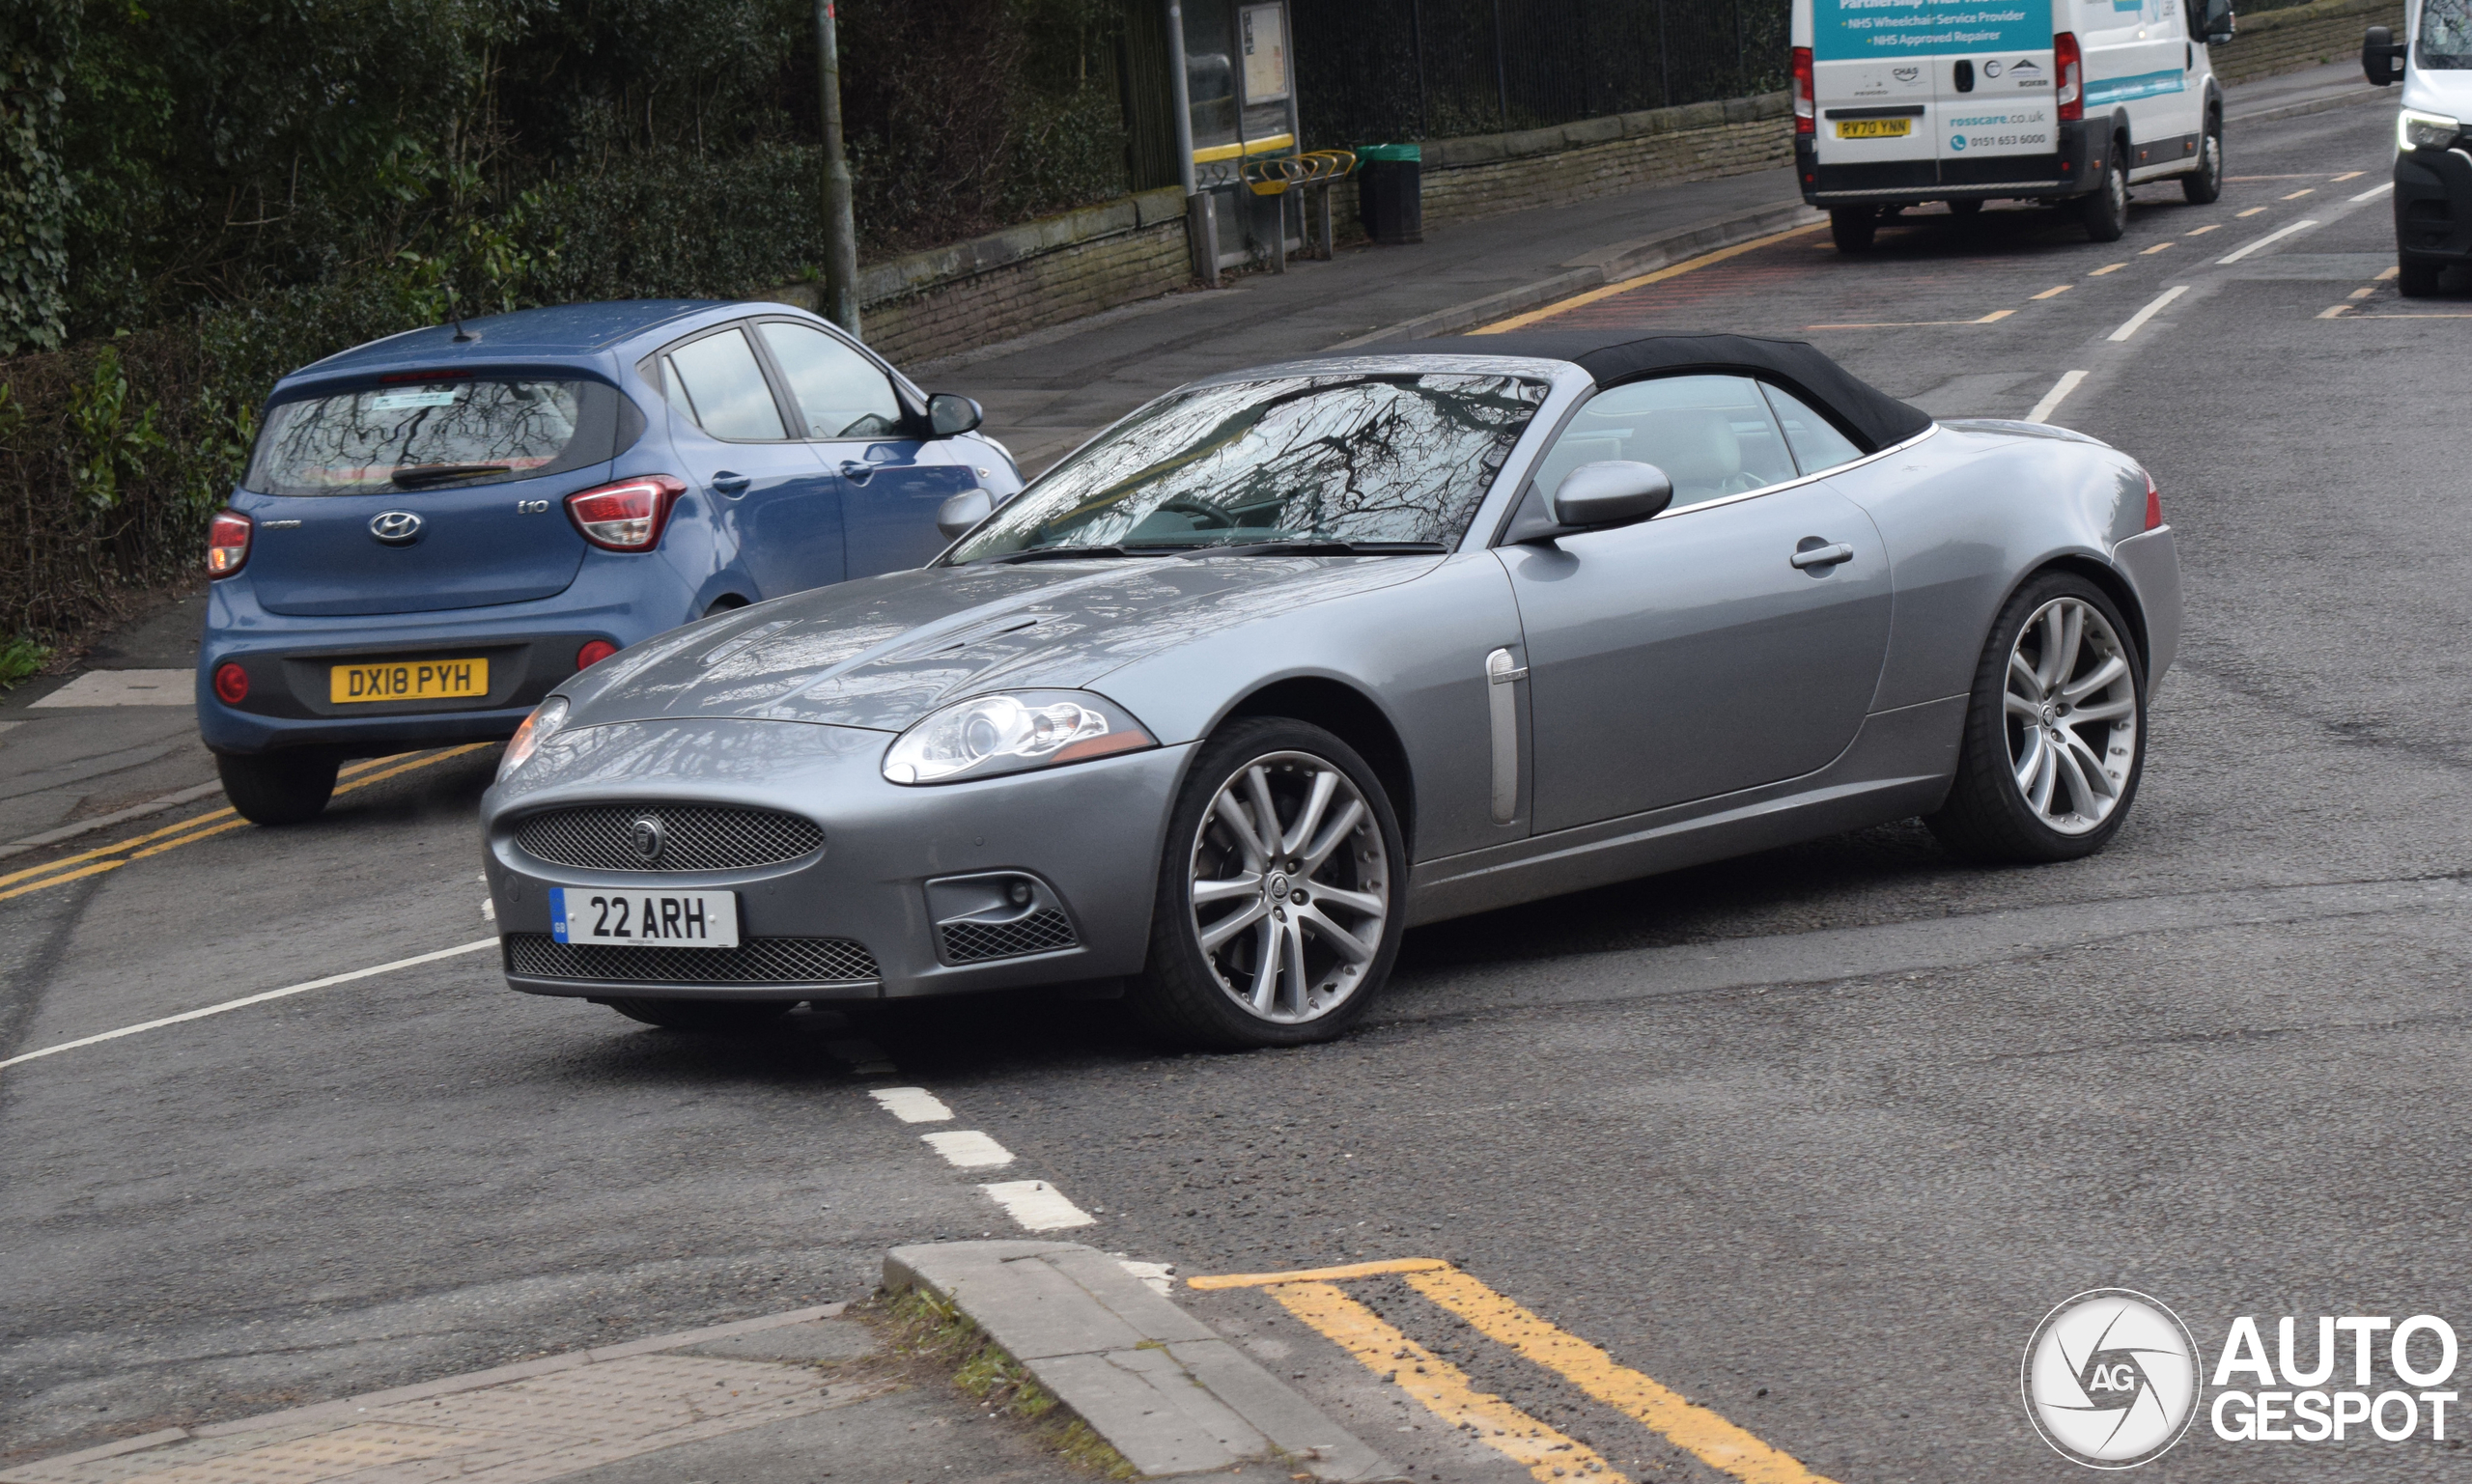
[480,331,2180,1049]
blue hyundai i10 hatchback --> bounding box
[198,298,1022,824]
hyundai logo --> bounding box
[628,814,666,864]
[369,511,425,545]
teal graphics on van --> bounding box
[1812,0,2054,61]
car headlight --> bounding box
[2401,108,2461,151]
[884,690,1156,785]
[499,696,570,778]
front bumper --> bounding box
[2396,145,2472,266]
[1797,120,2095,206]
[481,717,1191,1001]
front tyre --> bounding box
[604,997,793,1031]
[2181,117,2223,204]
[216,751,339,826]
[1130,718,1405,1050]
[1926,573,2147,863]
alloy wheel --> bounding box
[2003,596,2140,835]
[1186,750,1390,1023]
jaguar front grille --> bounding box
[514,804,823,873]
[504,934,878,985]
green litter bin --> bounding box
[1357,142,1423,246]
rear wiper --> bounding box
[1186,540,1451,558]
[390,462,511,487]
[981,544,1198,565]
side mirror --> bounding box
[2364,25,2405,84]
[2203,0,2234,42]
[936,488,995,541]
[927,393,984,436]
[1549,461,1674,530]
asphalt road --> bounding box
[7,97,2471,1484]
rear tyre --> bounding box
[1947,199,1983,217]
[216,751,339,826]
[604,997,794,1031]
[2081,141,2129,242]
[1127,717,1405,1050]
[2399,254,2444,297]
[1926,572,2147,864]
[2180,117,2223,204]
[1830,206,1879,253]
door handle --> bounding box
[711,471,750,496]
[1790,541,1856,570]
[839,460,875,484]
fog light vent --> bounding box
[926,872,1081,965]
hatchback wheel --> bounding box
[216,751,339,826]
[604,997,792,1031]
[1131,718,1404,1050]
[1927,573,2146,862]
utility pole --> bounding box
[815,0,860,335]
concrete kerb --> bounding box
[2227,83,2391,126]
[884,1240,1393,1482]
[1329,197,1824,349]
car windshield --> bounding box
[246,378,598,495]
[948,373,1551,561]
[2424,0,2472,66]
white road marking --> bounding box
[2027,370,2090,423]
[981,1180,1097,1230]
[2351,182,2395,203]
[0,938,497,1072]
[2107,285,2189,341]
[923,1130,1016,1168]
[871,1086,955,1123]
[2216,218,2320,264]
[27,669,195,708]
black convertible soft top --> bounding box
[1419,330,1933,453]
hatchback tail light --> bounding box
[576,639,619,669]
[2055,33,2083,122]
[566,476,685,551]
[2145,471,2163,530]
[207,510,252,575]
[1792,47,1815,135]
[212,662,249,704]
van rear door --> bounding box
[1811,0,2060,187]
[1810,5,1939,189]
[1930,5,2060,179]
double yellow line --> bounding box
[0,743,492,904]
[1191,1258,1837,1484]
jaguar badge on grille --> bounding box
[628,814,666,864]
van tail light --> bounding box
[1792,47,1815,134]
[2145,471,2163,530]
[207,510,253,575]
[566,476,685,551]
[2055,33,2083,122]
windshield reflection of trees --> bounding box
[969,375,1548,554]
[260,381,580,492]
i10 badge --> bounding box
[549,887,741,948]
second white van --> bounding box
[1792,0,2235,248]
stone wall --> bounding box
[2213,0,2402,85]
[1419,94,1798,225]
[768,187,1192,367]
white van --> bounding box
[1792,0,2234,249]
[2364,0,2472,294]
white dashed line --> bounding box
[2026,369,2089,424]
[0,938,497,1073]
[981,1180,1098,1230]
[923,1131,1017,1168]
[2107,286,2188,342]
[2215,219,2319,264]
[870,1086,955,1123]
[2351,182,2395,203]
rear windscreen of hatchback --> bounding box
[244,377,632,495]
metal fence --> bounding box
[1294,0,1793,147]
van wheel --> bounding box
[2081,141,2129,242]
[1830,207,1879,253]
[2181,118,2223,204]
[2399,254,2444,297]
[216,751,339,826]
